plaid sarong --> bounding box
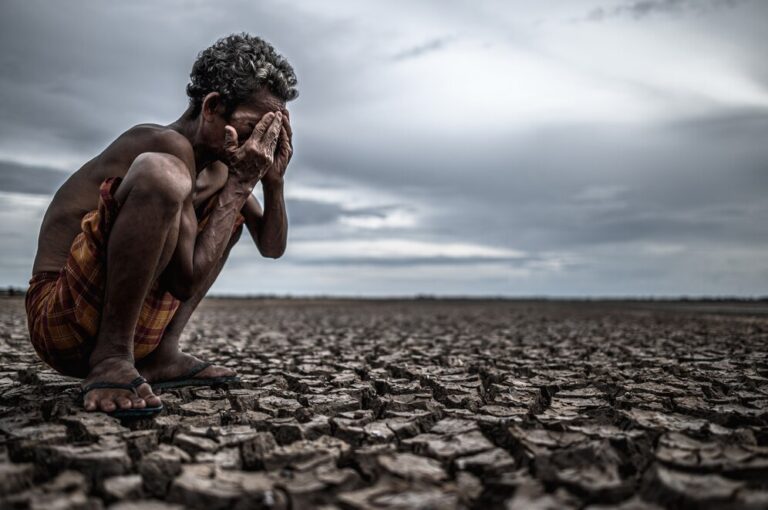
[26,177,245,377]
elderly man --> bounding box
[26,33,296,417]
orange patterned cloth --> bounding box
[25,177,245,377]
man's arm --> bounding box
[242,183,287,258]
[162,182,250,300]
[242,109,292,258]
[162,112,284,300]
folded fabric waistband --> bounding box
[29,270,62,284]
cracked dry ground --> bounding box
[1,298,768,510]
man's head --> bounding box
[187,33,297,151]
[187,33,298,117]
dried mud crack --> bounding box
[1,297,767,509]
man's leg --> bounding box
[83,153,192,413]
[136,225,242,382]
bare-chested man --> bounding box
[25,33,297,417]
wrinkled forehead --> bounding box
[229,88,286,123]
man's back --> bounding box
[32,125,199,274]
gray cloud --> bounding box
[586,0,745,21]
[0,0,766,295]
[285,199,344,226]
[271,256,521,267]
[0,161,67,195]
[286,199,402,227]
[390,36,456,61]
[296,105,768,249]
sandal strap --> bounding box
[161,361,212,383]
[130,376,148,388]
[81,381,137,395]
[184,361,212,379]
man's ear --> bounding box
[201,92,225,122]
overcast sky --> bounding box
[1,0,766,296]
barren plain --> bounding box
[1,297,767,509]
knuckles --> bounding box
[226,136,288,179]
[244,141,259,155]
[235,145,273,168]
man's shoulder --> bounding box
[108,124,195,170]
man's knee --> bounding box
[125,152,192,211]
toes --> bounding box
[116,397,133,409]
[132,398,146,408]
[84,398,98,411]
[207,365,236,377]
[99,398,117,412]
[136,383,162,408]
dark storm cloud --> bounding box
[586,0,745,21]
[286,199,396,227]
[288,257,512,267]
[0,161,67,195]
[390,36,456,61]
[285,253,562,268]
[285,199,343,227]
[0,0,333,163]
[290,102,768,270]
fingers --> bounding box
[223,125,240,154]
[278,125,292,157]
[282,112,292,141]
[226,111,287,180]
[261,112,283,153]
[250,111,277,141]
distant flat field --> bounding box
[202,296,768,315]
[1,296,767,509]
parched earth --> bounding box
[1,297,768,510]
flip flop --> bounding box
[81,376,164,419]
[152,361,240,390]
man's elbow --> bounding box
[167,283,195,301]
[258,245,286,259]
[163,272,196,301]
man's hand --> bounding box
[223,111,283,187]
[261,110,293,187]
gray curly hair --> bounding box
[187,33,298,117]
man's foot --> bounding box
[137,350,236,384]
[82,357,161,412]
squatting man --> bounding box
[26,34,296,417]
